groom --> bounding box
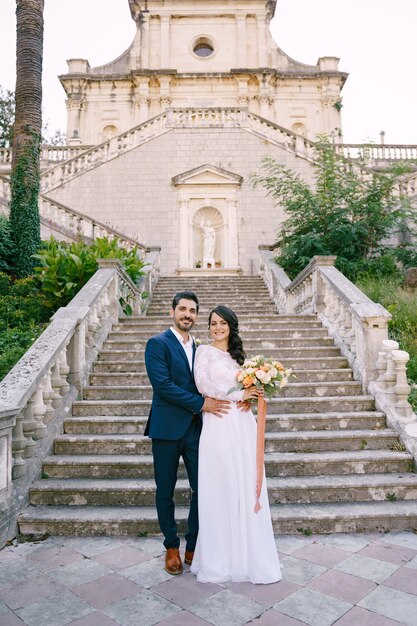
[144,291,231,575]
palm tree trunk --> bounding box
[10,0,44,277]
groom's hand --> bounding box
[202,397,231,417]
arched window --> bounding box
[102,124,118,141]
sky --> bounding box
[0,0,416,145]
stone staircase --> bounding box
[19,276,417,536]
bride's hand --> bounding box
[242,386,261,401]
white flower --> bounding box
[256,370,271,383]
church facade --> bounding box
[50,0,347,275]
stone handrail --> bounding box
[39,108,318,193]
[260,248,417,459]
[0,175,151,253]
[335,144,417,162]
[0,257,158,546]
[0,146,95,175]
[38,195,150,253]
[40,113,171,193]
[260,250,392,387]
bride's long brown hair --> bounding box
[208,305,246,365]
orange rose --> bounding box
[243,375,255,388]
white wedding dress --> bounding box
[190,344,282,584]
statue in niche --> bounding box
[201,219,216,268]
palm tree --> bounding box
[9,0,44,277]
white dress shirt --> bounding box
[170,327,194,370]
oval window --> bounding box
[193,38,214,58]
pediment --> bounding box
[172,164,243,187]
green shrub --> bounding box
[0,270,10,294]
[0,215,13,272]
[356,275,417,406]
[251,140,417,280]
[0,324,43,381]
[34,236,146,310]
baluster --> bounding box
[50,361,64,409]
[375,349,388,392]
[31,386,48,439]
[392,350,414,422]
[22,401,37,458]
[383,339,400,401]
[58,348,70,396]
[12,410,27,479]
[41,372,56,423]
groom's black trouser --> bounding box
[152,418,201,551]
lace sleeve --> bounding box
[194,345,244,401]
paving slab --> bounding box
[151,570,220,608]
[281,555,326,585]
[307,569,377,604]
[72,573,143,609]
[15,590,94,626]
[2,532,417,625]
[359,585,417,625]
[189,588,264,626]
[0,573,64,610]
[47,559,112,587]
[121,555,173,588]
[102,590,180,626]
[335,553,400,584]
[274,587,351,626]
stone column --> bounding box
[178,196,189,268]
[66,97,86,145]
[236,16,247,67]
[160,16,170,68]
[257,15,267,66]
[134,78,150,124]
[141,12,150,67]
[226,197,239,268]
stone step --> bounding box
[101,337,336,351]
[41,450,413,479]
[64,411,386,435]
[18,500,417,536]
[72,395,376,416]
[82,381,363,401]
[107,328,331,340]
[119,315,320,325]
[88,368,354,387]
[113,315,323,335]
[92,356,349,373]
[96,346,342,362]
[53,429,399,456]
[28,473,417,507]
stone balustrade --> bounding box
[0,255,160,545]
[334,144,417,162]
[0,145,94,175]
[0,175,150,252]
[259,248,417,458]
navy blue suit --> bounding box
[145,329,204,550]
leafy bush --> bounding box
[0,324,43,381]
[34,236,146,310]
[356,275,417,406]
[0,215,13,272]
[251,139,417,279]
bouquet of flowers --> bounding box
[229,354,292,399]
[228,354,292,513]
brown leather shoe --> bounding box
[184,550,194,565]
[165,548,182,575]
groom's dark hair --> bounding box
[172,291,199,312]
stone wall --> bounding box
[46,127,314,275]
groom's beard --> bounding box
[175,317,195,332]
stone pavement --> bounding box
[1,532,417,626]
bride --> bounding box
[190,305,282,584]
